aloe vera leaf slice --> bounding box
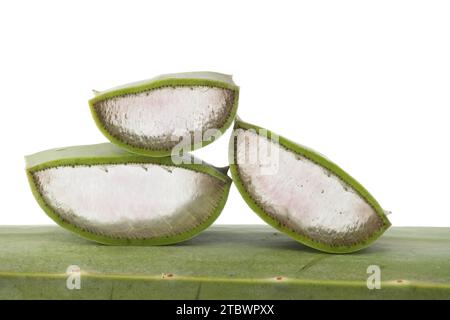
[89,72,240,157]
[229,118,391,253]
[25,143,231,245]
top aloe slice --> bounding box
[229,118,391,253]
[26,143,231,245]
[89,72,240,157]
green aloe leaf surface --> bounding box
[0,226,449,299]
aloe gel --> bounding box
[89,72,239,157]
[26,143,231,245]
[229,118,391,253]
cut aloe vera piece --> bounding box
[229,118,391,253]
[25,143,231,245]
[89,72,240,157]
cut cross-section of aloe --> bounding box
[26,143,231,245]
[229,118,391,253]
[89,72,240,157]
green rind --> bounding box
[89,72,240,157]
[1,226,449,299]
[229,118,391,254]
[25,143,232,245]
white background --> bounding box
[1,0,449,227]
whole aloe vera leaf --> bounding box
[0,226,449,299]
[89,72,240,157]
[229,118,391,253]
[25,143,231,245]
